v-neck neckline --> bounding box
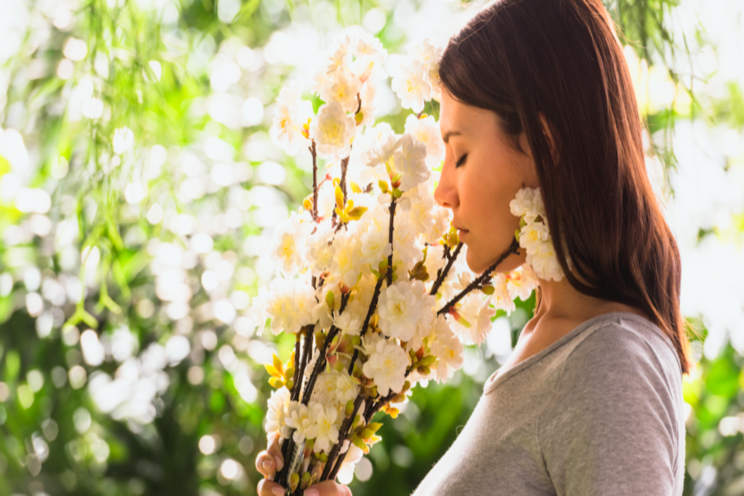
[483,311,654,395]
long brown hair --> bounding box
[439,0,694,375]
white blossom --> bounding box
[337,443,364,484]
[490,273,516,315]
[409,39,443,102]
[362,339,409,396]
[506,265,538,301]
[430,315,463,382]
[377,280,426,341]
[265,387,292,439]
[404,114,445,168]
[310,402,340,453]
[510,187,546,224]
[391,60,431,113]
[394,134,429,192]
[310,101,356,158]
[449,293,495,345]
[359,205,391,266]
[285,402,317,444]
[269,211,312,276]
[330,231,363,289]
[270,80,313,156]
[321,70,362,114]
[251,278,315,336]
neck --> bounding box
[527,275,610,333]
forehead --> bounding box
[439,88,495,138]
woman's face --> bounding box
[435,87,539,274]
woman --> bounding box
[256,0,692,493]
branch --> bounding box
[429,242,462,296]
[347,196,397,373]
[310,140,319,222]
[386,197,397,287]
[322,394,365,481]
[437,238,520,316]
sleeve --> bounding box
[538,323,679,496]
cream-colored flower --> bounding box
[310,402,340,453]
[449,293,495,345]
[265,387,292,439]
[391,60,431,113]
[430,315,464,382]
[310,101,356,158]
[490,273,516,315]
[506,265,539,301]
[394,134,429,192]
[362,339,409,396]
[321,70,362,114]
[404,114,445,168]
[285,402,317,444]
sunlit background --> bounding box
[0,0,742,494]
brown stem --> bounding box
[386,197,397,287]
[429,242,462,296]
[347,196,397,374]
[437,238,520,317]
[310,140,319,222]
[322,394,365,481]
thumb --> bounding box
[304,480,352,496]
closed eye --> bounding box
[455,153,468,168]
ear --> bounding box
[538,112,560,163]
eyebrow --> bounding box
[442,130,462,144]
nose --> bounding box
[434,150,458,209]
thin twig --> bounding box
[386,197,397,286]
[430,242,462,296]
[310,140,319,222]
[437,238,520,316]
[322,394,365,480]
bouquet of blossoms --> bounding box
[250,27,540,494]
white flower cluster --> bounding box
[510,187,565,281]
[391,39,443,113]
[254,28,542,488]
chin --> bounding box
[465,249,489,275]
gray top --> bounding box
[411,311,686,495]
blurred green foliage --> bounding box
[0,0,742,495]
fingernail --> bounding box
[274,455,283,471]
[272,486,285,496]
[305,489,318,496]
[262,459,274,472]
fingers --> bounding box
[266,433,285,471]
[257,478,288,496]
[304,481,353,496]
[255,450,276,478]
[255,433,284,478]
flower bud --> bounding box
[417,365,431,375]
[289,472,300,492]
[301,472,313,490]
[346,400,355,417]
[269,377,284,388]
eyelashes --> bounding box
[455,153,468,168]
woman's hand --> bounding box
[255,433,353,496]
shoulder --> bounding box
[538,314,684,494]
[562,313,683,388]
